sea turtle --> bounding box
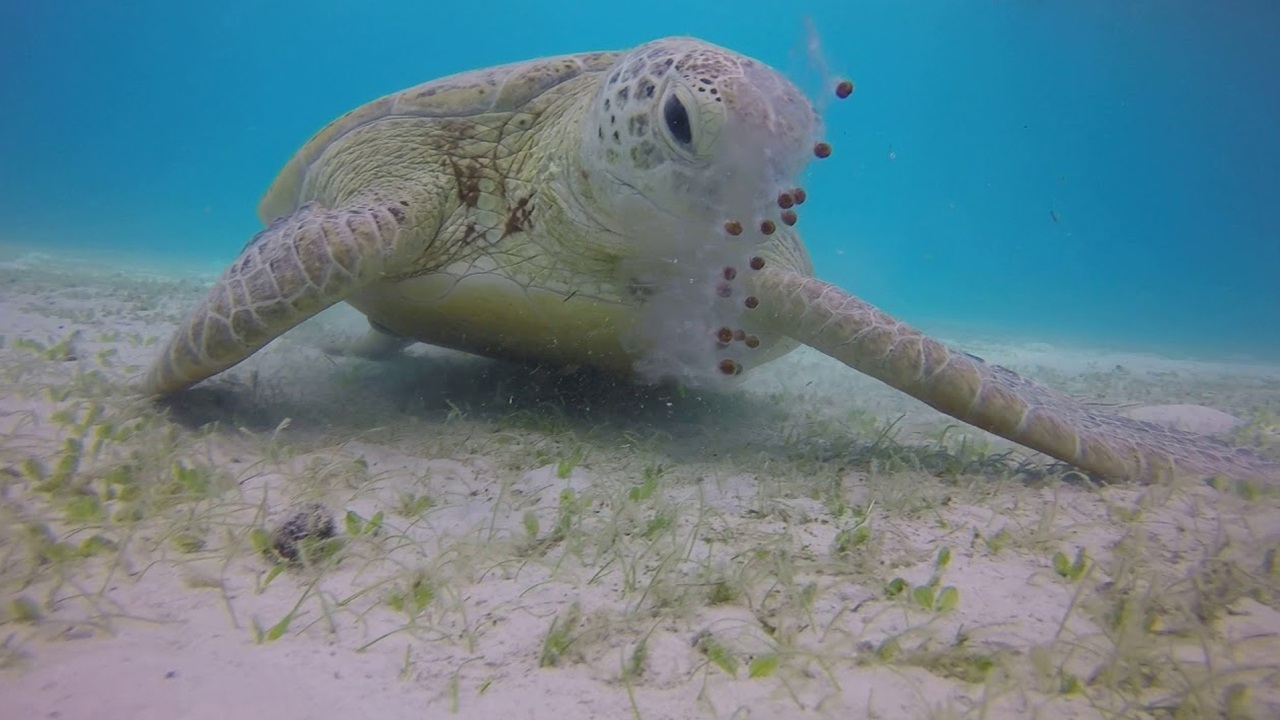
[142,37,1277,485]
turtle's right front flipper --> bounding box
[141,197,413,396]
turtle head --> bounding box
[578,38,823,387]
[581,37,821,231]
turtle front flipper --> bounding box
[752,268,1279,484]
[141,197,414,396]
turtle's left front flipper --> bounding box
[751,267,1280,484]
[141,196,414,396]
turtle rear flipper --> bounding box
[320,320,414,361]
[141,196,414,396]
[753,267,1280,484]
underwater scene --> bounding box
[1,1,1278,718]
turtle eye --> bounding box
[663,94,692,145]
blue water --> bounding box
[2,0,1277,358]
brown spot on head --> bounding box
[780,210,797,226]
[749,256,765,270]
[744,335,760,348]
[716,326,733,343]
[718,358,741,375]
[777,192,794,209]
[723,220,743,236]
[717,283,733,298]
[722,266,737,281]
[760,220,776,235]
[629,140,662,170]
[744,296,759,309]
[792,188,807,204]
[732,329,746,341]
[814,142,832,159]
[627,113,650,138]
[836,79,854,99]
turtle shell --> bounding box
[258,50,622,222]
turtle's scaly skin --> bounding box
[142,37,1277,485]
[750,269,1280,483]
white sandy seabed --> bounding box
[0,247,1278,720]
